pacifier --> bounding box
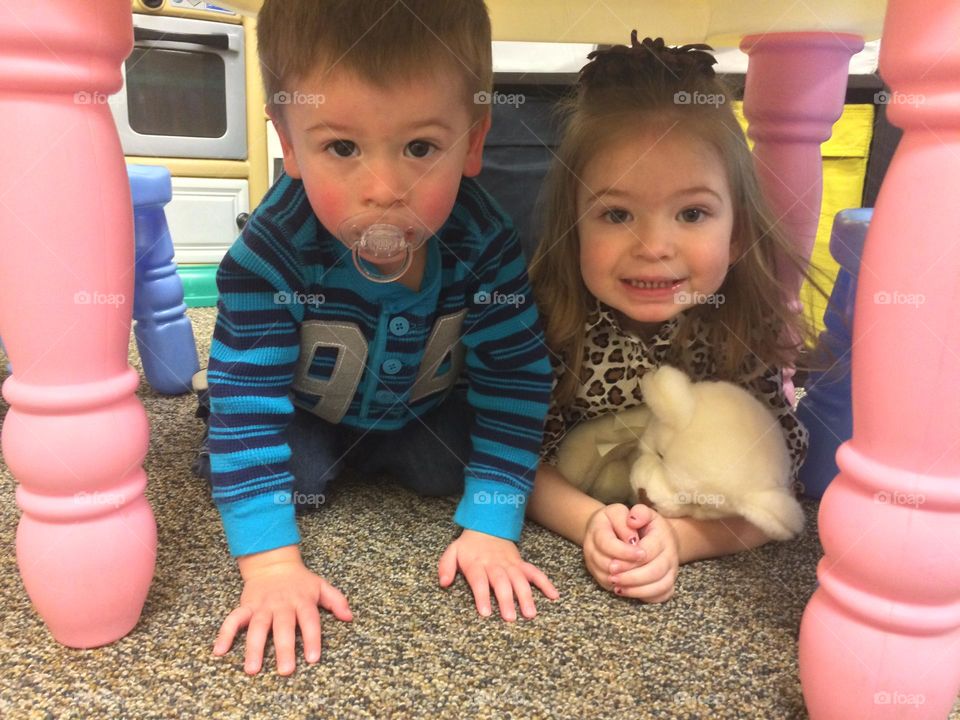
[337,210,428,283]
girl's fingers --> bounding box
[521,562,560,601]
[626,503,655,530]
[617,571,677,603]
[296,604,323,664]
[214,606,252,656]
[595,525,647,564]
[612,552,670,589]
[636,527,664,561]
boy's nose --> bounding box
[362,160,406,208]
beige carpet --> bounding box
[1,307,955,720]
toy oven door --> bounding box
[111,13,247,160]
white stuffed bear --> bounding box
[556,365,804,541]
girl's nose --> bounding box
[629,221,674,259]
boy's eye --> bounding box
[405,140,436,159]
[325,140,358,158]
[602,208,632,224]
[679,207,707,223]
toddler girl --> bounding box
[525,34,823,602]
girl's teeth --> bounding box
[627,279,674,289]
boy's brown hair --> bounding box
[257,0,493,120]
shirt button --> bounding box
[375,390,394,404]
[381,359,402,375]
[389,317,410,336]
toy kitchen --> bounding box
[115,0,271,305]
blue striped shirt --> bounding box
[207,175,552,556]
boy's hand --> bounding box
[607,505,679,603]
[438,529,559,621]
[213,545,352,676]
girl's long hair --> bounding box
[529,35,828,406]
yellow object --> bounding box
[733,102,875,334]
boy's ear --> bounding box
[267,106,302,179]
[462,111,492,178]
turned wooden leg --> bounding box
[798,2,960,716]
[0,1,156,648]
[740,32,864,404]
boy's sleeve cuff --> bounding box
[453,479,528,542]
[217,490,302,558]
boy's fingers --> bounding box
[243,612,272,675]
[522,562,559,601]
[214,607,251,655]
[318,579,353,622]
[508,567,537,619]
[487,566,517,621]
[463,564,492,617]
[272,609,298,676]
[296,604,323,664]
[437,543,458,588]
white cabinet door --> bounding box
[166,177,249,264]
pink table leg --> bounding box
[739,32,864,404]
[0,2,156,647]
[798,1,960,716]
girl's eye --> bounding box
[325,140,358,158]
[405,140,436,158]
[679,207,707,223]
[602,208,632,224]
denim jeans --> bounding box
[193,388,474,513]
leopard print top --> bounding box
[540,303,809,482]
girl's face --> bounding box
[576,127,735,338]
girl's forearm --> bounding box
[526,462,604,546]
[667,515,771,564]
